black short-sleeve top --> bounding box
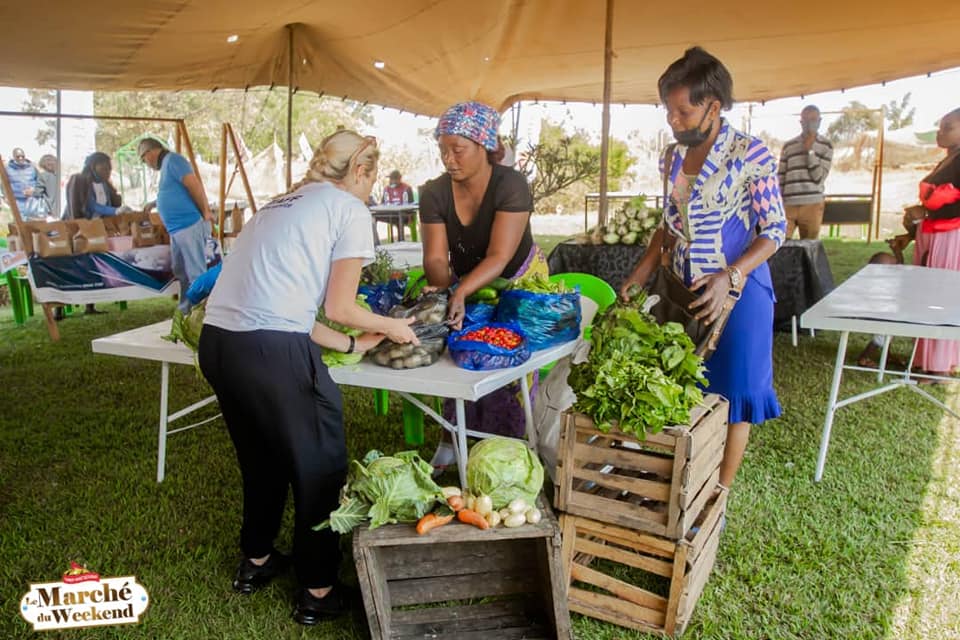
[418,164,534,278]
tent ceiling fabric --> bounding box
[1,1,958,116]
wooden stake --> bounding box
[218,123,228,243]
[597,0,615,227]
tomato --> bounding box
[459,326,522,350]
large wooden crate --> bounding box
[555,394,728,539]
[561,489,727,637]
[352,500,572,640]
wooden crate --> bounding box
[555,394,728,539]
[352,499,572,640]
[560,489,727,637]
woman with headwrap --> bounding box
[418,101,547,471]
[63,152,125,220]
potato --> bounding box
[372,350,392,366]
[390,358,405,369]
[403,354,424,368]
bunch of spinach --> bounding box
[568,293,708,437]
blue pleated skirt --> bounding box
[703,271,782,424]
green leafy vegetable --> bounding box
[162,300,206,353]
[568,293,708,438]
[360,249,403,285]
[506,273,569,294]
[316,450,443,533]
[466,437,544,510]
[316,295,371,367]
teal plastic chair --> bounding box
[539,272,617,378]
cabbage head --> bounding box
[318,450,442,533]
[317,295,371,367]
[467,437,544,510]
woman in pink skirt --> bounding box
[913,107,960,378]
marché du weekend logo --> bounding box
[19,562,149,631]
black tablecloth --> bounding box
[546,241,647,292]
[546,238,834,327]
[768,239,835,328]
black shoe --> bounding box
[53,308,64,322]
[232,551,290,595]
[84,304,106,315]
[292,587,346,625]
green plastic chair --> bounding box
[539,272,617,379]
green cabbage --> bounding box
[466,437,544,510]
[316,295,371,367]
[163,300,205,353]
[317,450,442,533]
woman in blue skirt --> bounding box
[622,47,786,491]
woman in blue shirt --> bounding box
[622,47,786,494]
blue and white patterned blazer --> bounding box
[661,119,787,292]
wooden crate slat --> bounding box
[378,539,537,580]
[573,517,677,559]
[390,600,549,638]
[663,541,690,636]
[395,626,553,640]
[571,466,672,502]
[568,491,668,535]
[570,562,668,611]
[389,569,537,606]
[681,467,720,539]
[569,586,666,630]
[677,516,723,628]
[356,545,390,639]
[354,519,554,547]
[391,599,529,625]
[572,441,675,477]
[666,435,690,538]
[540,522,573,639]
[683,440,725,509]
[688,404,728,459]
[574,536,674,578]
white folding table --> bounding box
[92,321,576,485]
[800,264,960,481]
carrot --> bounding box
[447,495,465,511]
[456,508,490,530]
[416,506,454,535]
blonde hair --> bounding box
[287,130,379,195]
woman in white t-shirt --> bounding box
[199,130,417,625]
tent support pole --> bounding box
[597,0,614,227]
[55,90,61,214]
[286,24,294,191]
[218,123,228,243]
[227,124,257,213]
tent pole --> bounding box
[286,25,294,191]
[228,125,257,213]
[874,111,885,241]
[55,90,61,217]
[219,123,228,243]
[597,0,614,227]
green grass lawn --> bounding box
[1,238,957,639]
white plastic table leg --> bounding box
[519,373,536,450]
[791,315,798,348]
[157,362,170,483]
[455,399,469,488]
[815,331,849,482]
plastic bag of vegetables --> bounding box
[358,249,407,314]
[163,300,206,353]
[464,302,497,326]
[495,275,581,350]
[316,450,443,533]
[447,322,530,370]
[466,437,544,510]
[367,291,450,369]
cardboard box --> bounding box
[131,218,158,248]
[106,236,134,253]
[102,216,130,237]
[30,222,73,257]
[70,219,109,254]
[148,212,170,245]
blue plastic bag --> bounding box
[359,278,407,315]
[447,322,531,371]
[464,302,497,326]
[185,263,222,304]
[495,288,581,351]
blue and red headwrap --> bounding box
[435,101,501,151]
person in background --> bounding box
[63,152,128,220]
[419,101,545,472]
[620,47,786,494]
[911,107,960,380]
[381,170,415,205]
[36,154,60,219]
[7,148,47,220]
[139,137,213,314]
[200,130,417,625]
[778,106,833,239]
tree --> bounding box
[93,90,371,161]
[22,89,57,146]
[516,119,635,213]
[826,101,879,169]
[883,92,915,130]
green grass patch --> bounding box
[0,238,955,639]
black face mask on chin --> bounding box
[673,107,714,147]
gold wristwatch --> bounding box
[726,266,744,300]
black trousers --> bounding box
[198,325,346,588]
